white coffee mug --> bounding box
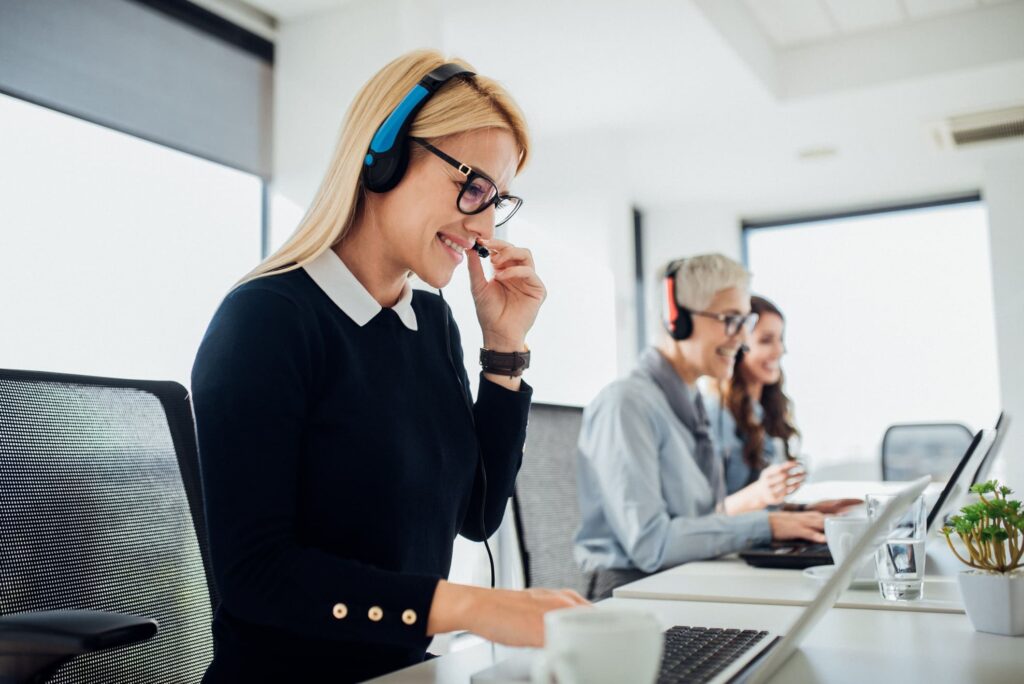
[531,606,663,684]
[825,516,874,581]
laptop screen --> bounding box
[925,428,987,532]
[971,412,1008,487]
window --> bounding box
[0,93,262,385]
[744,199,1000,479]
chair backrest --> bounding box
[881,422,974,481]
[0,369,215,683]
[512,403,587,594]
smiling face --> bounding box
[741,311,785,386]
[681,286,751,381]
[363,128,519,289]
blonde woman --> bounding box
[191,51,585,683]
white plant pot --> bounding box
[957,570,1024,636]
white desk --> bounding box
[613,556,965,614]
[787,480,945,506]
[366,597,1021,683]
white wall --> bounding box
[271,0,444,243]
[984,158,1024,492]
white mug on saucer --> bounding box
[532,606,663,684]
[825,516,874,581]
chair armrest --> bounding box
[0,610,158,684]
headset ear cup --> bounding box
[363,143,409,193]
[363,63,475,195]
[673,309,693,340]
[663,260,693,340]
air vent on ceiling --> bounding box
[931,106,1024,149]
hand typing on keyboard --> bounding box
[768,510,827,543]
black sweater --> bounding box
[190,268,531,683]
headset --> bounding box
[363,62,490,259]
[662,259,694,340]
[366,63,496,586]
[363,62,473,192]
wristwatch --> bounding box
[479,347,531,378]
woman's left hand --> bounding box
[466,238,546,352]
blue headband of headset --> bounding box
[363,63,475,193]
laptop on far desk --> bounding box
[472,477,931,684]
[971,412,1008,487]
[739,420,1000,570]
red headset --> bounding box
[663,259,694,340]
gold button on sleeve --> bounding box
[368,606,383,622]
[402,609,417,625]
[332,603,348,620]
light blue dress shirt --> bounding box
[706,400,786,495]
[574,369,772,574]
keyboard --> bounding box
[784,542,829,557]
[739,541,832,569]
[658,626,769,683]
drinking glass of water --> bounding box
[866,492,926,601]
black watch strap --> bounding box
[479,348,531,378]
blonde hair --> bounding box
[664,253,751,312]
[242,49,530,284]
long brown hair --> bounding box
[722,296,799,474]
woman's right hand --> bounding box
[768,511,826,543]
[753,461,805,507]
[427,581,589,647]
[468,587,590,647]
[725,460,806,514]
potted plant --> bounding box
[942,480,1024,636]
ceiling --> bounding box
[744,0,1020,48]
[233,0,1024,215]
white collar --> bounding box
[302,249,418,331]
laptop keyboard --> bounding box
[658,626,769,684]
[790,542,828,556]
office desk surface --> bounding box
[787,480,944,505]
[613,555,965,614]
[366,597,1021,683]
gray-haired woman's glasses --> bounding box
[412,138,523,227]
[690,310,759,337]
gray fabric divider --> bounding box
[0,0,272,178]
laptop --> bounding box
[472,476,931,684]
[971,412,1008,487]
[739,423,998,570]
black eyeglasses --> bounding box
[690,310,759,337]
[412,138,523,227]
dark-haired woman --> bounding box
[711,296,858,516]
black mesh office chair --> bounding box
[0,369,216,683]
[512,403,588,595]
[881,421,974,481]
